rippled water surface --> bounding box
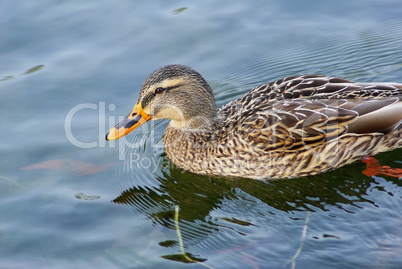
[1,1,402,268]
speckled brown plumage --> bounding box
[107,65,402,179]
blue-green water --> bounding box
[1,1,402,268]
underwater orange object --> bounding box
[361,156,402,178]
[21,159,113,176]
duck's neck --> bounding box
[169,111,220,130]
[170,83,220,130]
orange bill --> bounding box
[105,102,152,140]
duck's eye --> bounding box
[155,87,165,94]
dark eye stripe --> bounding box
[142,84,184,108]
[154,84,183,95]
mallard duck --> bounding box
[106,64,402,179]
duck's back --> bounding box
[218,75,402,149]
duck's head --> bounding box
[106,64,217,140]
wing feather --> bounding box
[218,75,402,152]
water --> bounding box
[1,1,402,268]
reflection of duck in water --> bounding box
[106,65,402,179]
